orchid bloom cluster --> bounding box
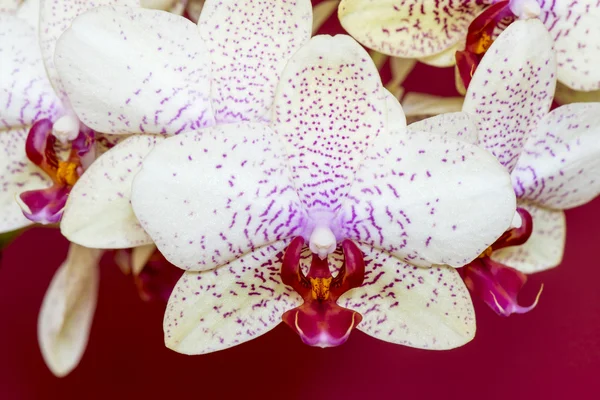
[0,0,599,380]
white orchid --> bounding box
[0,0,170,377]
[339,0,600,93]
[42,0,511,354]
[409,19,600,315]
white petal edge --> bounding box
[408,112,478,144]
[491,201,566,274]
[61,135,161,249]
[38,244,102,377]
[164,242,301,354]
[339,245,475,350]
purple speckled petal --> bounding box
[338,245,476,349]
[539,0,600,91]
[38,244,102,377]
[61,135,161,249]
[0,15,62,129]
[40,0,139,106]
[339,133,516,268]
[385,90,407,134]
[55,6,214,135]
[407,112,478,144]
[131,122,307,271]
[338,0,486,58]
[272,35,386,217]
[163,242,302,354]
[492,201,566,274]
[0,127,52,233]
[512,103,600,210]
[199,0,312,123]
[463,19,556,172]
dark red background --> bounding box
[2,6,600,399]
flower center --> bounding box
[56,161,80,186]
[280,237,365,347]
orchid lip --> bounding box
[462,208,543,316]
[281,237,365,347]
[18,118,95,224]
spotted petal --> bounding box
[199,0,312,123]
[0,15,62,129]
[0,128,52,233]
[61,135,161,249]
[512,103,600,210]
[132,122,307,271]
[463,19,556,172]
[55,6,214,135]
[408,112,478,144]
[340,133,515,268]
[40,0,140,107]
[491,201,565,274]
[540,1,600,91]
[272,34,386,216]
[164,242,302,354]
[338,245,475,349]
[338,0,485,58]
[38,244,101,377]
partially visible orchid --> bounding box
[338,0,600,94]
[408,19,600,316]
[58,0,520,353]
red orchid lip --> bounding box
[18,118,94,224]
[461,208,543,316]
[281,237,365,347]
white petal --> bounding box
[199,0,312,123]
[385,89,406,134]
[0,15,62,129]
[402,92,464,123]
[407,112,478,144]
[418,42,461,68]
[491,201,566,274]
[55,6,214,135]
[339,133,516,268]
[554,82,600,105]
[463,19,556,172]
[540,3,600,91]
[0,0,21,14]
[131,122,306,271]
[61,135,160,249]
[272,35,386,216]
[339,245,475,349]
[40,0,139,105]
[338,0,484,57]
[15,0,40,31]
[0,128,52,233]
[164,242,301,354]
[511,103,600,210]
[38,244,102,377]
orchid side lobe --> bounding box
[281,237,365,347]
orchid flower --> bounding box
[338,0,600,93]
[0,0,163,377]
[409,19,600,316]
[61,0,516,352]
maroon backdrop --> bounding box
[2,6,600,399]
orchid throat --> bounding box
[281,236,365,348]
